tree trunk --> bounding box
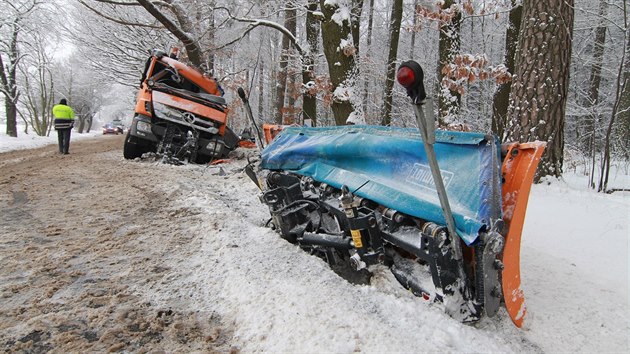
[362,0,375,117]
[320,0,357,125]
[0,23,20,137]
[351,0,364,58]
[287,71,297,123]
[77,114,85,134]
[585,1,608,109]
[206,0,216,74]
[491,1,522,140]
[615,26,630,159]
[599,25,630,192]
[19,34,56,137]
[302,0,320,126]
[274,1,297,124]
[617,67,630,156]
[258,59,265,122]
[437,0,462,124]
[582,0,608,161]
[410,0,419,60]
[380,0,403,126]
[506,0,574,181]
[136,0,204,68]
[4,101,18,137]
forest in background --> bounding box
[1,0,628,191]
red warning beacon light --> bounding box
[396,66,416,88]
[397,60,426,102]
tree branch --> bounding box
[135,0,203,66]
[86,0,140,6]
[214,6,305,56]
[77,0,162,28]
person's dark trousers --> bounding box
[57,128,71,154]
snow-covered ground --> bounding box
[1,129,628,352]
[176,155,629,353]
[0,125,103,153]
[521,175,629,352]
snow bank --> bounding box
[0,124,102,153]
[143,157,629,353]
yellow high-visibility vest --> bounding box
[52,104,75,120]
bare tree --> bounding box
[0,21,22,137]
[612,5,630,162]
[579,0,608,189]
[319,0,360,125]
[274,1,297,124]
[616,31,630,158]
[0,0,43,137]
[79,0,220,74]
[134,0,204,67]
[437,0,462,125]
[18,30,56,136]
[302,0,320,125]
[69,1,172,87]
[491,0,522,140]
[362,0,375,117]
[55,55,106,134]
[410,0,419,60]
[350,0,364,57]
[380,0,403,126]
[220,1,362,125]
[599,22,630,192]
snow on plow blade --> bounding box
[253,125,545,326]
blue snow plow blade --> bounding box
[260,125,502,245]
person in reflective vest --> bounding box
[52,98,75,154]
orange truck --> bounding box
[123,50,238,164]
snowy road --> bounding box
[0,136,235,352]
[0,135,627,353]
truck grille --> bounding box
[153,102,219,135]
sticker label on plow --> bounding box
[405,163,454,191]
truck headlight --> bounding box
[136,120,152,133]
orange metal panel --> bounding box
[500,141,546,327]
[152,91,226,124]
[263,124,285,144]
[134,87,152,116]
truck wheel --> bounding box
[123,131,147,159]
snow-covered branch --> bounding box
[214,6,305,57]
[78,0,162,28]
[86,0,141,6]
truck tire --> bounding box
[123,131,148,159]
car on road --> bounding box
[102,123,121,135]
[111,119,125,134]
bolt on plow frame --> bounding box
[244,61,545,327]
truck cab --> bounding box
[124,49,238,163]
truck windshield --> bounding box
[149,61,206,94]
